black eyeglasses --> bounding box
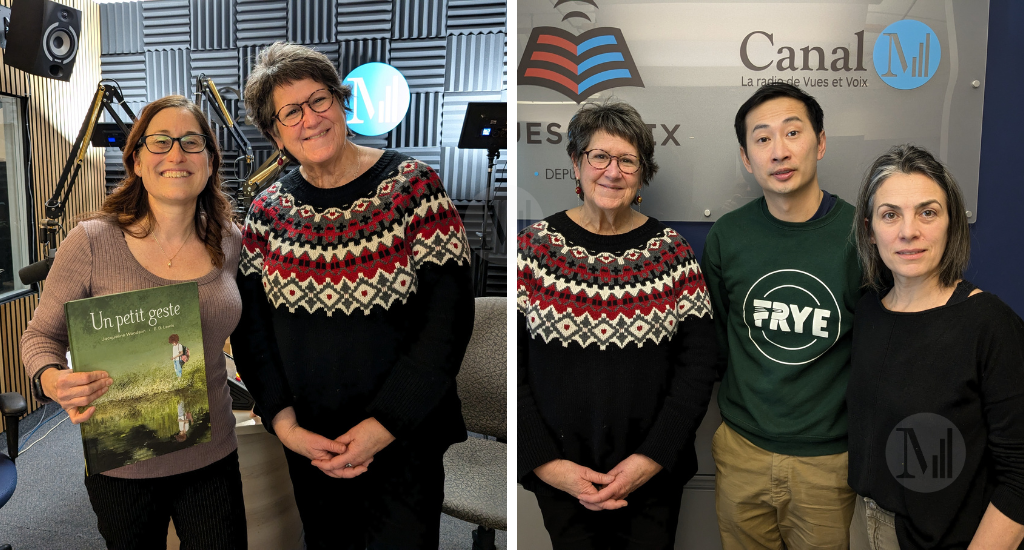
[275,88,335,127]
[583,149,641,174]
[137,134,208,154]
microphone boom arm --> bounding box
[194,74,271,219]
[46,82,135,224]
[193,75,253,169]
[22,82,136,285]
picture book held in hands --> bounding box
[64,282,209,475]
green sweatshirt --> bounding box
[701,197,862,456]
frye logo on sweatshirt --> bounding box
[742,269,840,365]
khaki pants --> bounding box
[849,495,900,550]
[712,422,856,550]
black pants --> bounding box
[84,450,247,550]
[530,476,684,550]
[283,438,446,550]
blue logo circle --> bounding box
[873,19,941,90]
[342,62,411,136]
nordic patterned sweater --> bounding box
[517,211,718,485]
[231,150,474,447]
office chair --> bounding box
[442,297,506,550]
[1,391,27,550]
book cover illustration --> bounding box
[64,282,209,475]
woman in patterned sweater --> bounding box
[518,102,718,549]
[232,42,474,549]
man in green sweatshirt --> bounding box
[701,83,862,549]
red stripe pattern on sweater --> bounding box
[240,160,470,316]
[518,219,712,349]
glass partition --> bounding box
[516,0,990,223]
[0,94,32,301]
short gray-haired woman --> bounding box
[231,42,474,549]
[517,101,717,548]
[847,144,1024,549]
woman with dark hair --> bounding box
[517,101,717,548]
[231,42,474,548]
[21,95,247,548]
[848,144,1024,549]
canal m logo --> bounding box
[742,269,841,365]
[343,62,411,136]
[873,19,942,90]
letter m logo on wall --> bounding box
[518,27,645,103]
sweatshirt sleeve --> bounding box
[516,231,563,481]
[230,191,294,433]
[700,226,730,378]
[365,162,475,439]
[636,242,718,472]
[21,223,93,377]
[980,303,1024,525]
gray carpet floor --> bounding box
[0,403,506,550]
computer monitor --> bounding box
[89,122,132,148]
[457,102,506,151]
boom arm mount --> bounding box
[193,74,289,216]
[21,81,136,285]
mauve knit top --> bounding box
[21,218,241,479]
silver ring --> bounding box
[345,463,353,468]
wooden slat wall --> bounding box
[0,294,39,409]
[0,0,104,420]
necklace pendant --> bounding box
[167,260,172,267]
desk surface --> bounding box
[168,410,302,550]
[233,410,262,434]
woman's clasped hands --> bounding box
[311,417,395,479]
[534,454,664,511]
[272,407,394,479]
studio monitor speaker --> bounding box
[5,0,81,82]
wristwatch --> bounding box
[31,364,67,403]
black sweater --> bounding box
[517,212,718,487]
[231,151,474,447]
[848,286,1024,549]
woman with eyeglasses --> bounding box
[229,42,474,548]
[21,95,248,548]
[518,101,717,548]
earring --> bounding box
[634,194,643,205]
[575,180,583,198]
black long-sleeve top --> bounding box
[517,211,718,487]
[848,284,1024,549]
[231,151,474,447]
